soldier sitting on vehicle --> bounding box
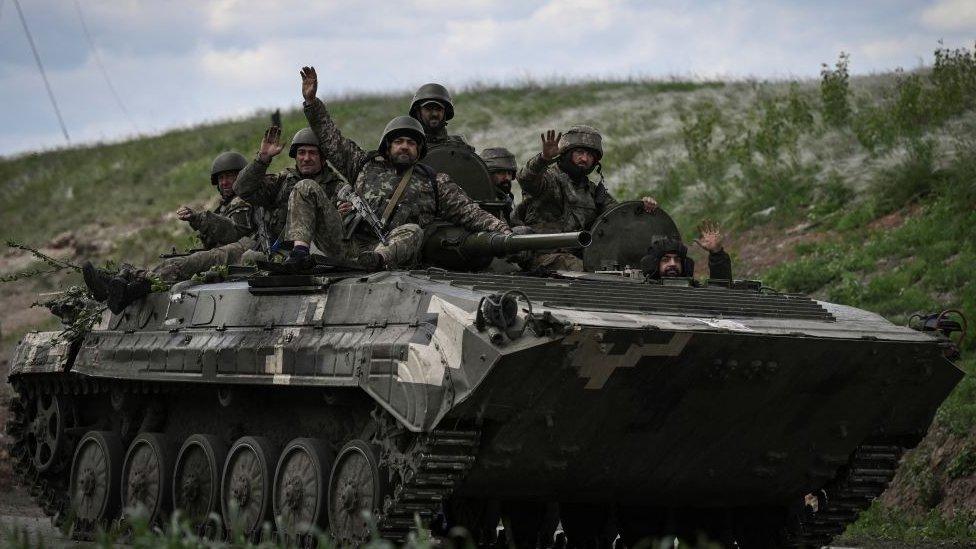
[283,66,510,271]
[480,147,519,225]
[409,83,473,152]
[176,151,252,250]
[79,129,333,313]
[639,219,732,282]
[234,125,347,258]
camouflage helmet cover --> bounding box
[557,125,603,160]
[288,128,320,158]
[210,151,247,185]
[379,115,428,158]
[481,147,517,173]
[409,83,455,121]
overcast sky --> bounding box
[0,0,973,157]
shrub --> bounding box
[821,52,852,127]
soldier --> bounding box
[285,66,510,271]
[480,147,518,224]
[639,220,732,281]
[175,151,252,249]
[233,126,346,256]
[409,83,473,151]
[519,128,659,271]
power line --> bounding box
[73,0,138,133]
[13,0,70,143]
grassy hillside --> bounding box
[1,43,975,542]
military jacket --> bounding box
[189,196,253,249]
[304,98,509,242]
[517,153,617,232]
[425,125,474,152]
[234,159,343,241]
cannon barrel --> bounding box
[421,225,591,270]
[459,231,591,258]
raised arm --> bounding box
[301,66,368,183]
[694,219,733,280]
[436,173,512,234]
[516,129,561,196]
[234,126,285,208]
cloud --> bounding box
[921,0,976,31]
[1,0,970,156]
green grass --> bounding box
[3,43,976,544]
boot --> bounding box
[106,275,151,315]
[81,261,111,301]
[281,249,314,272]
[357,251,386,272]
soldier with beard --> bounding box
[519,127,660,271]
[639,220,733,282]
[283,66,510,271]
[409,83,473,152]
[480,147,519,224]
[176,151,252,249]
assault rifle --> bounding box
[338,186,389,245]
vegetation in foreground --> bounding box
[1,42,975,545]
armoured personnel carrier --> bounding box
[6,204,964,549]
[4,138,966,548]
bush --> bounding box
[871,137,940,213]
[821,52,852,127]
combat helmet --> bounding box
[288,128,320,158]
[409,83,455,121]
[639,237,695,279]
[481,147,518,174]
[210,151,247,185]
[379,116,428,158]
[557,125,603,161]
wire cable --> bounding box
[73,0,138,133]
[12,0,70,143]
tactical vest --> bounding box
[354,154,440,230]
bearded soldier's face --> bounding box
[296,146,323,176]
[389,136,419,166]
[419,103,445,130]
[490,171,514,194]
[570,148,596,170]
[659,253,683,277]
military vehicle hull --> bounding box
[6,269,961,547]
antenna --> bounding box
[13,0,70,143]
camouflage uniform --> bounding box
[425,125,473,152]
[302,98,510,267]
[188,196,253,249]
[518,126,616,271]
[234,158,346,255]
[151,236,258,283]
[481,147,519,225]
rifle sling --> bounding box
[380,166,414,229]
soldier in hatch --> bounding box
[639,220,732,281]
[480,147,519,225]
[284,66,510,271]
[408,83,473,151]
[176,151,252,249]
